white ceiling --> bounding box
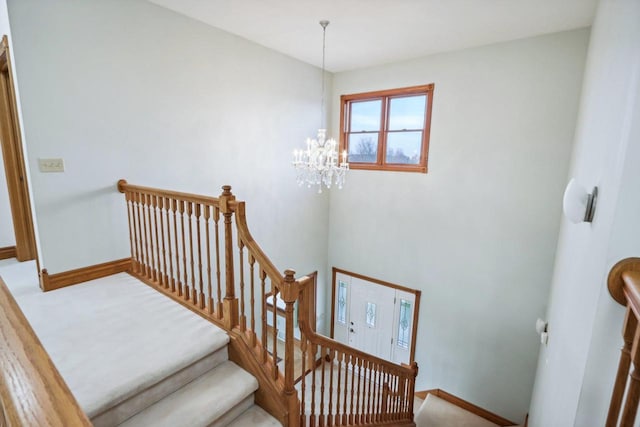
[148,0,597,72]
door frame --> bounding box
[330,267,421,362]
[0,35,37,261]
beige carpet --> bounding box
[0,260,229,418]
[415,394,524,427]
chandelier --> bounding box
[292,20,348,193]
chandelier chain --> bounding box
[320,21,327,129]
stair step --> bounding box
[118,361,258,427]
[92,346,229,427]
[227,405,281,427]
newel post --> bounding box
[281,269,302,426]
[219,185,238,330]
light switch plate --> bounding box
[38,158,65,173]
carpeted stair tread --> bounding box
[118,360,258,427]
[227,405,281,427]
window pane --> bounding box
[397,299,411,349]
[348,133,378,163]
[388,95,426,130]
[386,131,422,164]
[350,100,382,132]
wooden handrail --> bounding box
[607,258,640,427]
[0,277,91,427]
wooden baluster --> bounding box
[349,354,356,425]
[342,352,349,426]
[158,196,168,288]
[165,198,175,293]
[214,206,222,318]
[204,205,213,314]
[608,306,638,427]
[373,363,381,422]
[271,288,279,380]
[366,360,373,423]
[179,200,189,300]
[249,254,256,346]
[146,194,156,282]
[187,201,195,303]
[239,242,246,332]
[328,349,334,427]
[261,271,268,364]
[195,204,204,309]
[125,192,135,266]
[394,375,401,420]
[129,193,140,272]
[371,363,377,422]
[355,356,362,424]
[334,351,343,426]
[152,195,162,286]
[172,199,182,296]
[131,192,140,272]
[621,324,640,426]
[300,334,307,427]
[319,346,326,426]
[219,186,237,329]
[141,193,150,278]
[310,343,317,427]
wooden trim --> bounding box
[41,258,132,292]
[0,245,16,260]
[416,389,517,426]
[339,83,434,174]
[0,35,38,262]
[331,266,421,362]
[0,277,92,426]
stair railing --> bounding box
[607,257,640,427]
[117,180,418,426]
[0,277,92,427]
[296,273,418,426]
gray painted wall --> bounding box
[328,30,589,422]
[529,0,640,425]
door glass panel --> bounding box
[366,302,377,328]
[397,299,411,349]
[337,281,348,324]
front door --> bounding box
[348,276,396,360]
[333,269,420,365]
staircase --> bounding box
[0,259,280,427]
[0,182,419,427]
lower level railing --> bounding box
[118,180,418,426]
[607,257,640,427]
